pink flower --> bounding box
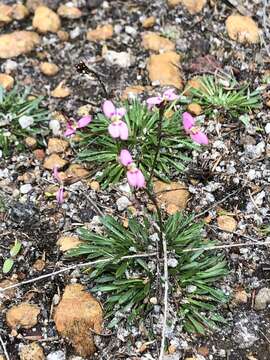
[147,88,179,109]
[56,187,64,204]
[108,120,129,140]
[127,166,145,189]
[64,115,92,137]
[182,112,208,145]
[103,100,126,119]
[103,100,129,140]
[119,149,133,166]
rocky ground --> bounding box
[0,0,270,359]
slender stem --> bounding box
[0,252,157,293]
[148,106,165,183]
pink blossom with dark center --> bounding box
[182,112,209,145]
[147,89,179,110]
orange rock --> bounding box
[33,149,45,161]
[33,259,46,271]
[25,137,37,149]
[63,164,89,183]
[90,181,100,191]
[54,284,103,357]
[187,103,202,115]
[0,31,40,59]
[142,32,175,52]
[47,138,69,154]
[0,4,13,24]
[12,3,29,20]
[0,73,14,90]
[57,236,82,252]
[32,6,61,33]
[57,30,69,41]
[142,16,156,29]
[6,303,40,329]
[181,0,207,14]
[43,154,68,170]
[121,85,145,100]
[51,81,71,98]
[154,180,189,213]
[217,215,237,232]
[57,5,82,19]
[147,52,183,89]
[39,62,59,76]
[226,14,260,44]
[184,77,205,96]
[87,24,113,42]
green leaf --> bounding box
[10,240,22,257]
[3,258,14,274]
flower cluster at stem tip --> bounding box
[62,90,209,193]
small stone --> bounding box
[121,85,145,100]
[40,62,59,76]
[20,183,32,194]
[87,24,113,42]
[181,0,207,14]
[265,123,270,134]
[233,289,248,305]
[43,154,68,170]
[51,81,71,98]
[54,284,103,357]
[217,215,237,232]
[25,137,37,149]
[33,6,61,33]
[166,203,180,215]
[19,115,34,129]
[149,297,158,304]
[33,259,46,271]
[34,149,45,161]
[86,0,103,9]
[57,236,82,252]
[12,4,29,20]
[168,345,177,354]
[0,31,40,59]
[103,49,135,68]
[57,5,82,19]
[122,218,129,228]
[168,258,178,267]
[197,346,209,356]
[64,164,89,183]
[142,32,175,52]
[57,30,69,41]
[49,119,61,135]
[0,73,14,90]
[154,180,189,213]
[187,103,202,115]
[90,181,100,191]
[0,4,12,25]
[6,303,40,329]
[19,343,45,360]
[26,0,43,12]
[142,16,156,29]
[47,138,69,154]
[147,52,183,89]
[184,76,204,96]
[47,351,66,360]
[254,287,270,310]
[0,279,17,309]
[116,196,131,211]
[226,14,260,44]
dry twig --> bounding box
[0,334,10,360]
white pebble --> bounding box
[20,184,32,194]
[18,115,34,129]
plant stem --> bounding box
[148,106,165,183]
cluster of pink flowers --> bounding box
[53,166,64,204]
[182,112,208,145]
[146,89,179,110]
[119,149,145,188]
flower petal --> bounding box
[190,131,209,145]
[64,126,76,137]
[56,187,64,204]
[108,123,120,138]
[146,96,163,109]
[77,115,92,128]
[119,121,129,140]
[163,89,178,101]
[127,170,138,187]
[135,169,145,188]
[116,107,126,117]
[119,149,133,167]
[182,112,195,132]
[103,100,116,118]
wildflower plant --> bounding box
[63,68,228,354]
[74,93,199,188]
